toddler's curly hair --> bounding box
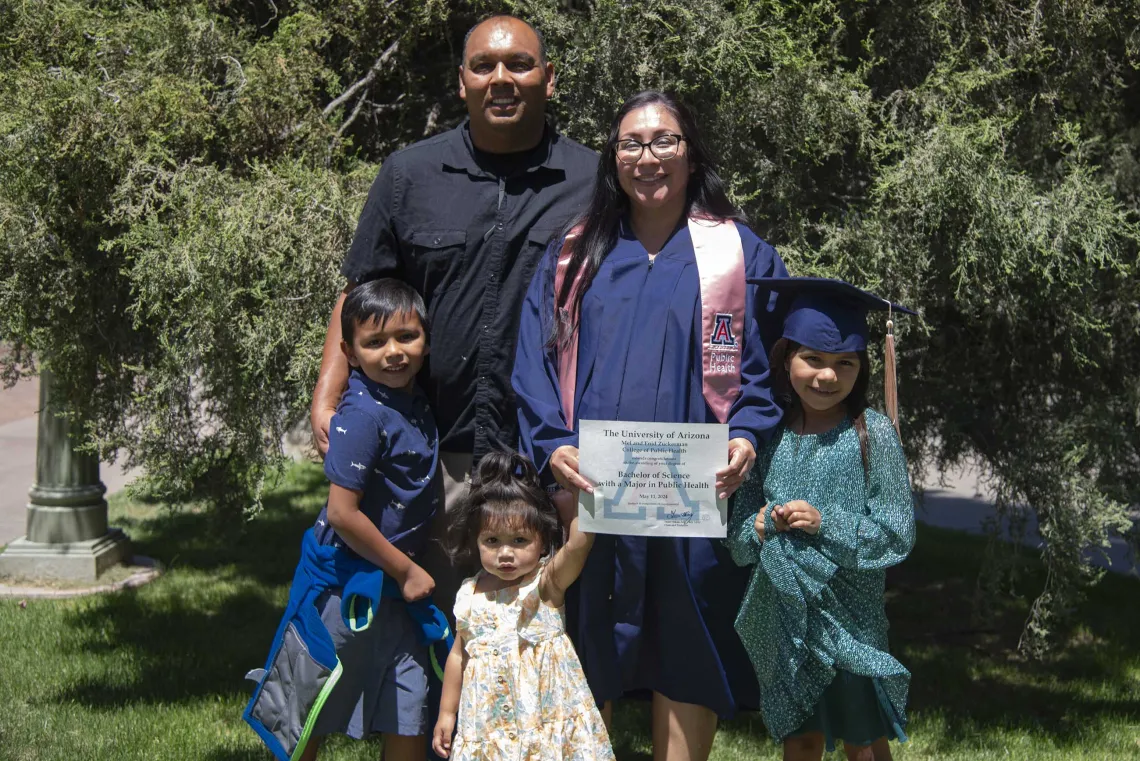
[444,451,564,567]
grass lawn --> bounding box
[1,462,1138,760]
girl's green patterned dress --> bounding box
[727,409,915,749]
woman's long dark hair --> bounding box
[443,451,563,567]
[769,338,873,480]
[554,90,745,346]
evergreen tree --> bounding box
[2,0,1137,653]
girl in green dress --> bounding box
[727,278,917,761]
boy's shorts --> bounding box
[311,590,430,738]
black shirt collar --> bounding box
[442,119,563,177]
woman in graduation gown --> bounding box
[512,90,787,759]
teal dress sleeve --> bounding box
[815,415,916,571]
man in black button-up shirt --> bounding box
[336,120,596,464]
[309,14,597,612]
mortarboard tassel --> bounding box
[884,311,900,435]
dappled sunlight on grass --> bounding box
[0,463,1137,760]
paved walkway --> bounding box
[915,460,1137,576]
[0,376,136,547]
[0,376,1134,575]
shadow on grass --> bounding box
[113,463,330,587]
[48,586,282,708]
[41,469,1140,753]
[608,701,653,761]
[198,750,274,761]
[44,464,328,710]
[881,525,1140,750]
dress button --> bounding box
[508,732,516,740]
[433,237,441,245]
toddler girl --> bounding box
[431,451,614,761]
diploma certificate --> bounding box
[576,419,728,538]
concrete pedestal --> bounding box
[0,530,131,580]
[0,368,130,581]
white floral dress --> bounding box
[451,564,614,761]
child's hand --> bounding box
[753,505,770,542]
[780,500,822,534]
[432,712,456,758]
[400,563,435,602]
[771,504,790,533]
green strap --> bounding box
[437,623,453,681]
[347,595,374,632]
[290,660,343,761]
[289,595,448,760]
[349,594,448,681]
[430,640,446,682]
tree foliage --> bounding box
[2,0,1137,653]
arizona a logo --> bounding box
[710,313,736,347]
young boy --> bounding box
[246,279,442,761]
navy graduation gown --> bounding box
[512,220,787,717]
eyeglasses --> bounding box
[615,134,686,163]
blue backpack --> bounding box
[243,530,453,761]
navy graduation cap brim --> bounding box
[749,277,916,353]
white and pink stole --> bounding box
[552,217,747,427]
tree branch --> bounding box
[219,55,247,94]
[335,94,369,140]
[423,101,441,137]
[279,38,401,142]
[323,39,400,118]
[261,0,278,30]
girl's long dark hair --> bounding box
[769,338,873,480]
[443,451,563,567]
[554,90,745,345]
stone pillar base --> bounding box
[27,502,109,544]
[0,529,131,581]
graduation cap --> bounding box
[749,277,917,432]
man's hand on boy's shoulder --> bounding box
[399,563,435,602]
[311,406,336,459]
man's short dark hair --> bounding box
[462,14,547,65]
[341,279,430,346]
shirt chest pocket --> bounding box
[527,228,556,251]
[407,229,468,296]
[519,227,556,288]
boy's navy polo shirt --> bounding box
[313,368,439,559]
